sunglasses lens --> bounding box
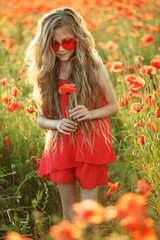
[52,38,76,52]
[52,41,59,52]
[62,38,76,51]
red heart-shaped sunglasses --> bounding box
[52,38,76,53]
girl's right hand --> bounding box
[56,119,78,135]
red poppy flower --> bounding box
[131,103,143,113]
[138,135,145,144]
[0,77,9,86]
[5,232,22,240]
[4,136,13,147]
[58,84,78,95]
[96,42,106,50]
[141,94,155,107]
[116,193,146,220]
[118,30,126,37]
[26,105,38,113]
[72,199,104,228]
[15,60,21,65]
[109,61,124,72]
[8,44,19,54]
[104,189,111,199]
[6,149,12,155]
[130,217,156,240]
[137,179,152,198]
[3,38,10,50]
[1,123,5,130]
[33,154,40,168]
[125,74,145,88]
[10,86,21,98]
[139,34,154,47]
[134,22,144,29]
[105,26,115,33]
[119,95,130,108]
[108,182,120,192]
[118,101,124,108]
[134,119,146,127]
[104,15,118,23]
[123,96,130,105]
[130,31,140,37]
[129,87,140,98]
[29,147,33,154]
[121,215,141,231]
[104,40,118,51]
[147,119,157,133]
[156,103,160,118]
[151,58,160,69]
[136,55,144,61]
[5,231,32,240]
[2,96,12,107]
[8,101,22,112]
[18,69,27,77]
[49,220,82,239]
[139,65,156,75]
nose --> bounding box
[58,44,65,51]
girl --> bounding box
[25,7,119,221]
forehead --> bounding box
[53,25,75,41]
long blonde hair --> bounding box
[24,7,111,154]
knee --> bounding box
[80,186,99,201]
[63,207,74,221]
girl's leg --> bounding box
[57,180,78,220]
[79,185,99,231]
[79,185,99,202]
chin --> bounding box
[59,56,70,62]
[56,50,75,62]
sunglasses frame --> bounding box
[52,38,76,53]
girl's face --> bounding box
[52,26,76,63]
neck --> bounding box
[60,61,69,71]
[59,61,70,79]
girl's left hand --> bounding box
[69,105,92,122]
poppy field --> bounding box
[0,0,160,239]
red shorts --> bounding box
[49,163,108,189]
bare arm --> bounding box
[37,111,59,130]
[69,60,119,121]
[37,111,78,135]
[89,59,119,120]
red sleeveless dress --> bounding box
[38,79,117,180]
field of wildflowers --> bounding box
[0,0,160,239]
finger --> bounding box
[62,126,77,132]
[65,123,78,130]
[72,112,86,120]
[69,110,82,118]
[59,129,71,135]
[77,116,89,121]
[65,119,78,126]
[69,105,84,112]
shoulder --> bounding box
[93,55,107,74]
[96,58,110,87]
[91,53,109,85]
[97,58,105,71]
[91,52,103,69]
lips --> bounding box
[58,52,68,56]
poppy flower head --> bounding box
[58,84,78,95]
